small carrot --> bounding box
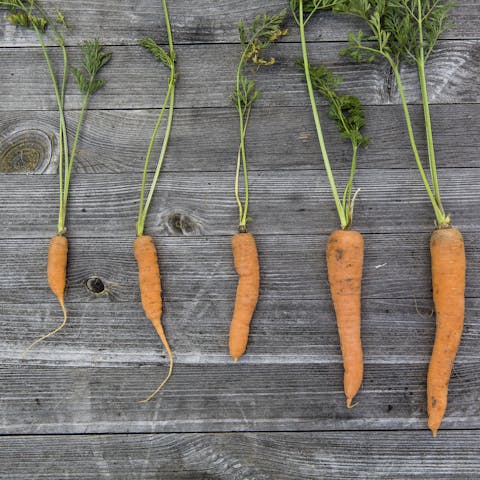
[229,232,260,361]
[428,227,465,437]
[326,230,364,407]
[23,235,68,356]
[134,235,173,402]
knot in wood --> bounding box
[167,211,202,235]
[86,276,106,294]
[0,129,54,173]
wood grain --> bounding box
[0,41,478,111]
[2,431,480,479]
[1,104,479,174]
[1,169,480,238]
[0,0,477,46]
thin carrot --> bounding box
[134,235,173,403]
[23,235,68,356]
[229,232,260,361]
[428,227,465,437]
[326,230,364,407]
[134,0,176,401]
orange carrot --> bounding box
[229,232,260,362]
[23,235,68,356]
[134,234,173,402]
[428,227,465,437]
[326,229,364,407]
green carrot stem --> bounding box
[298,0,347,229]
[137,75,176,236]
[388,58,446,225]
[137,84,173,231]
[416,0,443,211]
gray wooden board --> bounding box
[0,0,478,46]
[2,431,480,479]
[0,41,479,111]
[1,0,480,477]
[1,361,479,434]
[2,169,480,238]
[1,105,479,174]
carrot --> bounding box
[428,227,465,437]
[228,10,286,361]
[326,230,364,407]
[134,235,173,402]
[23,235,68,356]
[229,232,260,361]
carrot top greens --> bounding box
[136,0,176,236]
[317,0,454,227]
[232,10,288,231]
[291,1,368,229]
[2,0,111,234]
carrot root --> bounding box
[134,235,173,401]
[229,232,260,362]
[23,235,68,357]
[428,227,465,437]
[326,230,364,407]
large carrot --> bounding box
[134,235,173,403]
[292,0,369,405]
[229,232,260,361]
[428,227,465,437]
[326,230,364,407]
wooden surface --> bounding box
[1,1,479,478]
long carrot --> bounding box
[134,235,173,403]
[229,232,260,361]
[326,230,364,407]
[428,227,465,437]
[23,235,68,356]
[133,0,176,401]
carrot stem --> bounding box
[298,0,347,229]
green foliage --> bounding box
[4,10,47,31]
[297,60,368,148]
[331,0,455,65]
[290,0,339,21]
[233,10,287,113]
[72,40,112,95]
[139,37,175,68]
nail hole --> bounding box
[86,276,105,294]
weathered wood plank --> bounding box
[0,41,478,111]
[0,1,477,46]
[1,104,478,174]
[0,233,479,305]
[1,361,479,434]
[1,431,480,479]
[1,168,480,238]
[2,297,480,364]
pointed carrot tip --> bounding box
[232,357,239,363]
[430,427,438,438]
[346,398,352,408]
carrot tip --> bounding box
[430,427,438,438]
[232,357,239,363]
[346,398,359,409]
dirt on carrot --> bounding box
[229,232,260,362]
[428,227,465,437]
[326,230,364,407]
